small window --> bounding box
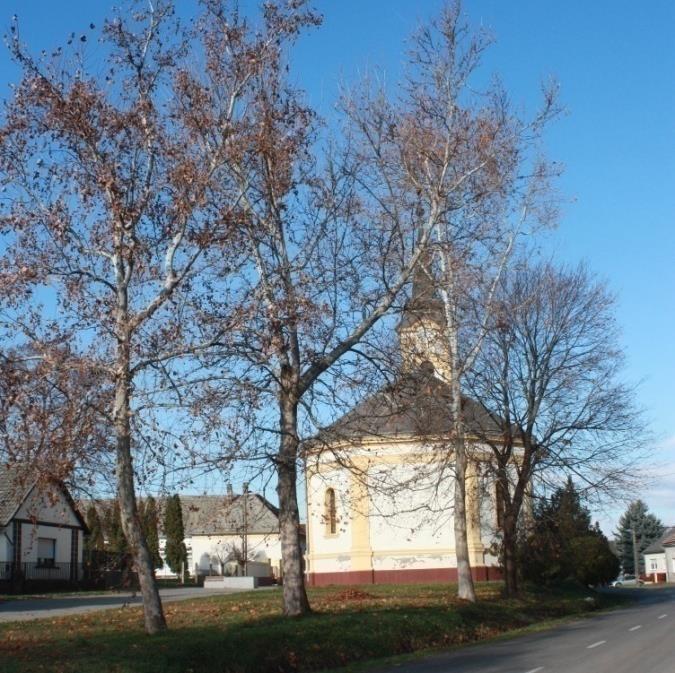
[37,537,56,567]
[325,488,337,535]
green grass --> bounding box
[0,582,630,673]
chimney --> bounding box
[226,483,233,498]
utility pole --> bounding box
[242,482,249,577]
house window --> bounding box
[37,538,56,567]
[325,488,337,535]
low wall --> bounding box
[306,565,503,587]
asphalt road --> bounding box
[375,587,675,673]
[0,586,252,622]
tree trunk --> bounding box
[277,383,311,617]
[502,514,518,597]
[448,329,476,602]
[114,346,167,635]
[277,389,310,617]
[453,431,476,601]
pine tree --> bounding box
[614,501,664,575]
[519,478,619,586]
[104,501,129,556]
[84,504,105,556]
[163,494,187,574]
[142,496,163,570]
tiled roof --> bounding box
[176,494,281,537]
[0,464,36,526]
[317,366,507,443]
[660,527,675,548]
[84,492,290,538]
[643,526,675,554]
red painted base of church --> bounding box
[306,566,502,587]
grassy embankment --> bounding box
[0,582,629,673]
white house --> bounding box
[643,526,675,583]
[0,464,87,585]
[304,266,517,586]
[156,490,300,580]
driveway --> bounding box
[372,586,675,673]
[0,586,258,622]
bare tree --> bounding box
[375,2,562,602]
[465,262,647,596]
[0,1,258,632]
[203,0,551,614]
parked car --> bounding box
[611,574,644,587]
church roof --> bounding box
[318,366,506,443]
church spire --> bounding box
[397,252,450,381]
[399,254,445,330]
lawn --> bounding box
[0,582,628,673]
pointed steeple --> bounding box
[397,252,450,381]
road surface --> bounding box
[374,587,675,673]
[0,586,258,622]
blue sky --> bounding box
[1,1,673,531]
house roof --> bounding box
[317,366,506,444]
[643,526,675,554]
[84,491,296,539]
[0,464,34,526]
[0,463,87,530]
[174,493,282,537]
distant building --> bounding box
[156,490,301,580]
[84,489,303,580]
[0,464,87,587]
[643,526,675,583]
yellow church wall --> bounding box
[305,438,513,578]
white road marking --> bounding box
[524,668,544,673]
[658,614,668,619]
[629,625,642,631]
[587,640,606,649]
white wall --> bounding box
[157,532,282,578]
[644,552,666,575]
[18,523,76,563]
[369,463,455,572]
[306,467,353,574]
[665,547,675,582]
[0,526,10,565]
[306,439,509,577]
[10,484,84,567]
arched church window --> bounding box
[325,488,337,535]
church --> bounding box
[304,266,513,586]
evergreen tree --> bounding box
[519,478,619,586]
[614,500,663,575]
[84,504,105,556]
[163,494,187,574]
[142,496,163,570]
[104,501,129,556]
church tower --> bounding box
[397,259,451,381]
